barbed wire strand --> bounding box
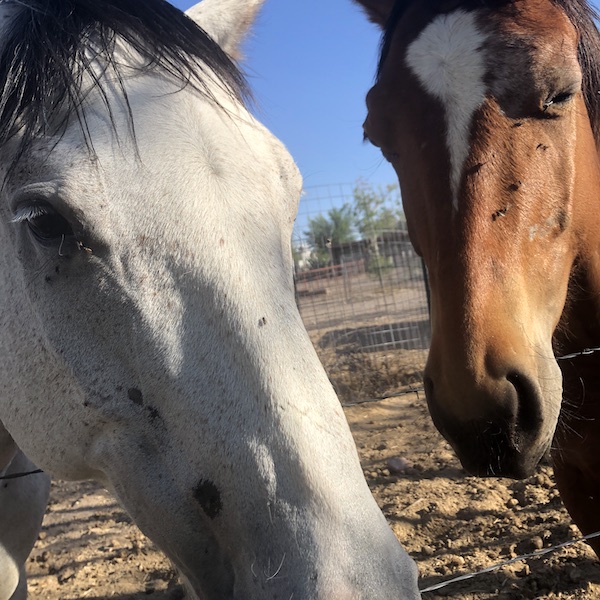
[2,347,600,593]
[420,530,600,593]
[556,346,600,361]
[343,347,600,407]
[342,345,600,594]
[0,468,43,481]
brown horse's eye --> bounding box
[543,91,574,111]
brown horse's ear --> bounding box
[353,0,395,27]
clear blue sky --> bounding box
[169,0,397,190]
[169,0,600,195]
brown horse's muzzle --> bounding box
[424,365,556,480]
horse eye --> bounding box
[13,204,74,245]
[28,210,74,243]
[543,91,574,111]
[552,92,573,104]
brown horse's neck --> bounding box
[560,266,600,352]
[552,142,600,455]
[556,121,600,354]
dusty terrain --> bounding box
[26,392,600,599]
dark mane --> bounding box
[0,0,249,157]
[376,0,410,76]
[553,0,600,142]
[378,0,600,144]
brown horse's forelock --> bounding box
[378,0,600,146]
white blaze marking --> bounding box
[405,10,488,209]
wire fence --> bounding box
[293,183,430,404]
[291,185,600,596]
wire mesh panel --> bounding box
[293,183,430,404]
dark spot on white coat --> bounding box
[146,406,161,422]
[128,388,144,406]
[193,480,222,519]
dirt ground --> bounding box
[26,392,600,600]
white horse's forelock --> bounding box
[405,9,488,210]
[0,1,422,599]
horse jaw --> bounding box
[185,0,264,60]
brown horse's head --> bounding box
[356,0,600,478]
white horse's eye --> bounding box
[11,204,75,247]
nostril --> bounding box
[507,371,543,432]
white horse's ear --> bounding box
[353,0,395,27]
[185,0,264,60]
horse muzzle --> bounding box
[424,366,559,480]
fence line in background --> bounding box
[293,183,430,403]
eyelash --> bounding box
[11,202,78,252]
[10,204,52,224]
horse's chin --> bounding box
[425,361,561,480]
[426,391,557,480]
[450,437,550,480]
[429,407,555,480]
[433,407,558,479]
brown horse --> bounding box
[354,0,600,557]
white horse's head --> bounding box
[0,0,419,598]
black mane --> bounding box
[0,0,249,157]
[554,0,600,142]
[378,0,600,143]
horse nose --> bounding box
[424,367,548,479]
[506,370,544,433]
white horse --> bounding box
[0,0,420,598]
